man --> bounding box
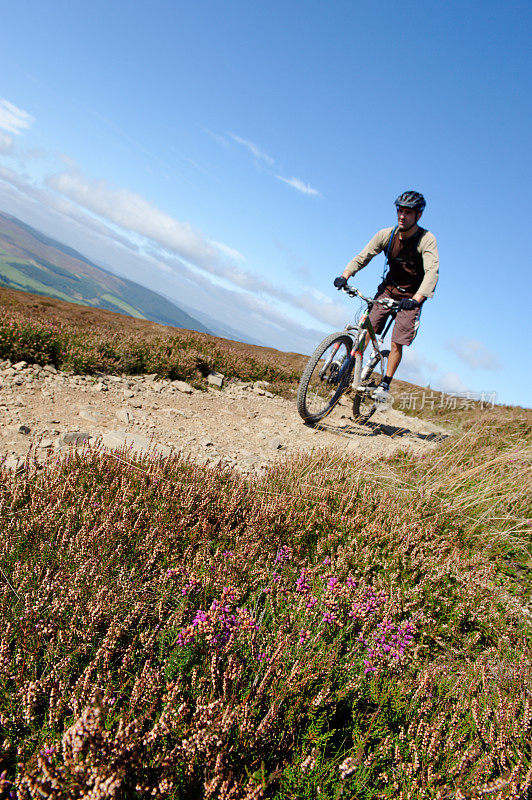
[333,190,439,401]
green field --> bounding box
[0,212,211,333]
[0,255,80,304]
[100,291,147,318]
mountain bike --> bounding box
[297,285,399,425]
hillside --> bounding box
[0,287,531,799]
[0,210,211,333]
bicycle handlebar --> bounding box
[341,284,399,310]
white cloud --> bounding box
[275,174,320,196]
[296,291,347,328]
[209,240,246,262]
[228,133,274,165]
[3,161,340,335]
[0,99,34,135]
[45,169,226,269]
[448,337,501,370]
[0,164,142,251]
[203,128,231,148]
[434,372,471,394]
[44,166,339,325]
[0,131,13,153]
[399,350,438,386]
[0,163,333,353]
[210,130,320,199]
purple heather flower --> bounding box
[275,545,292,563]
[296,570,310,593]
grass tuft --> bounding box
[0,408,530,799]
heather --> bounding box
[1,408,531,799]
[0,289,304,388]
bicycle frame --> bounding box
[335,306,396,390]
[297,284,400,425]
[317,287,397,390]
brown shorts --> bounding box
[368,285,422,346]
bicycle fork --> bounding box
[349,331,385,392]
[319,341,343,378]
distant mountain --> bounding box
[0,211,211,334]
[178,302,268,348]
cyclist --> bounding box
[333,191,439,402]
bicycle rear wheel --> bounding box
[297,332,354,424]
[352,349,390,423]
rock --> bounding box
[100,431,171,458]
[18,425,31,435]
[268,437,284,450]
[238,449,255,461]
[61,431,92,445]
[200,438,214,447]
[79,409,99,423]
[2,367,16,376]
[172,380,194,394]
[13,361,28,371]
[3,454,24,472]
[94,383,108,392]
[116,408,132,424]
[123,390,135,398]
[12,376,24,386]
[207,371,224,388]
[43,365,57,374]
[129,399,143,408]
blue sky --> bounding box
[0,0,531,407]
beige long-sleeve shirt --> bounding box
[345,226,439,298]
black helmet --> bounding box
[394,191,426,212]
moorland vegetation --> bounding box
[0,287,530,799]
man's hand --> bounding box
[397,298,420,311]
[333,276,348,289]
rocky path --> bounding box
[0,360,448,473]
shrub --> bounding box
[1,413,530,798]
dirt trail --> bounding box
[0,361,448,472]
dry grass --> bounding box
[0,407,530,799]
[0,286,531,798]
[0,286,307,386]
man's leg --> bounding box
[372,307,420,401]
[385,341,403,378]
[378,304,421,389]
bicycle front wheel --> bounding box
[297,332,354,424]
